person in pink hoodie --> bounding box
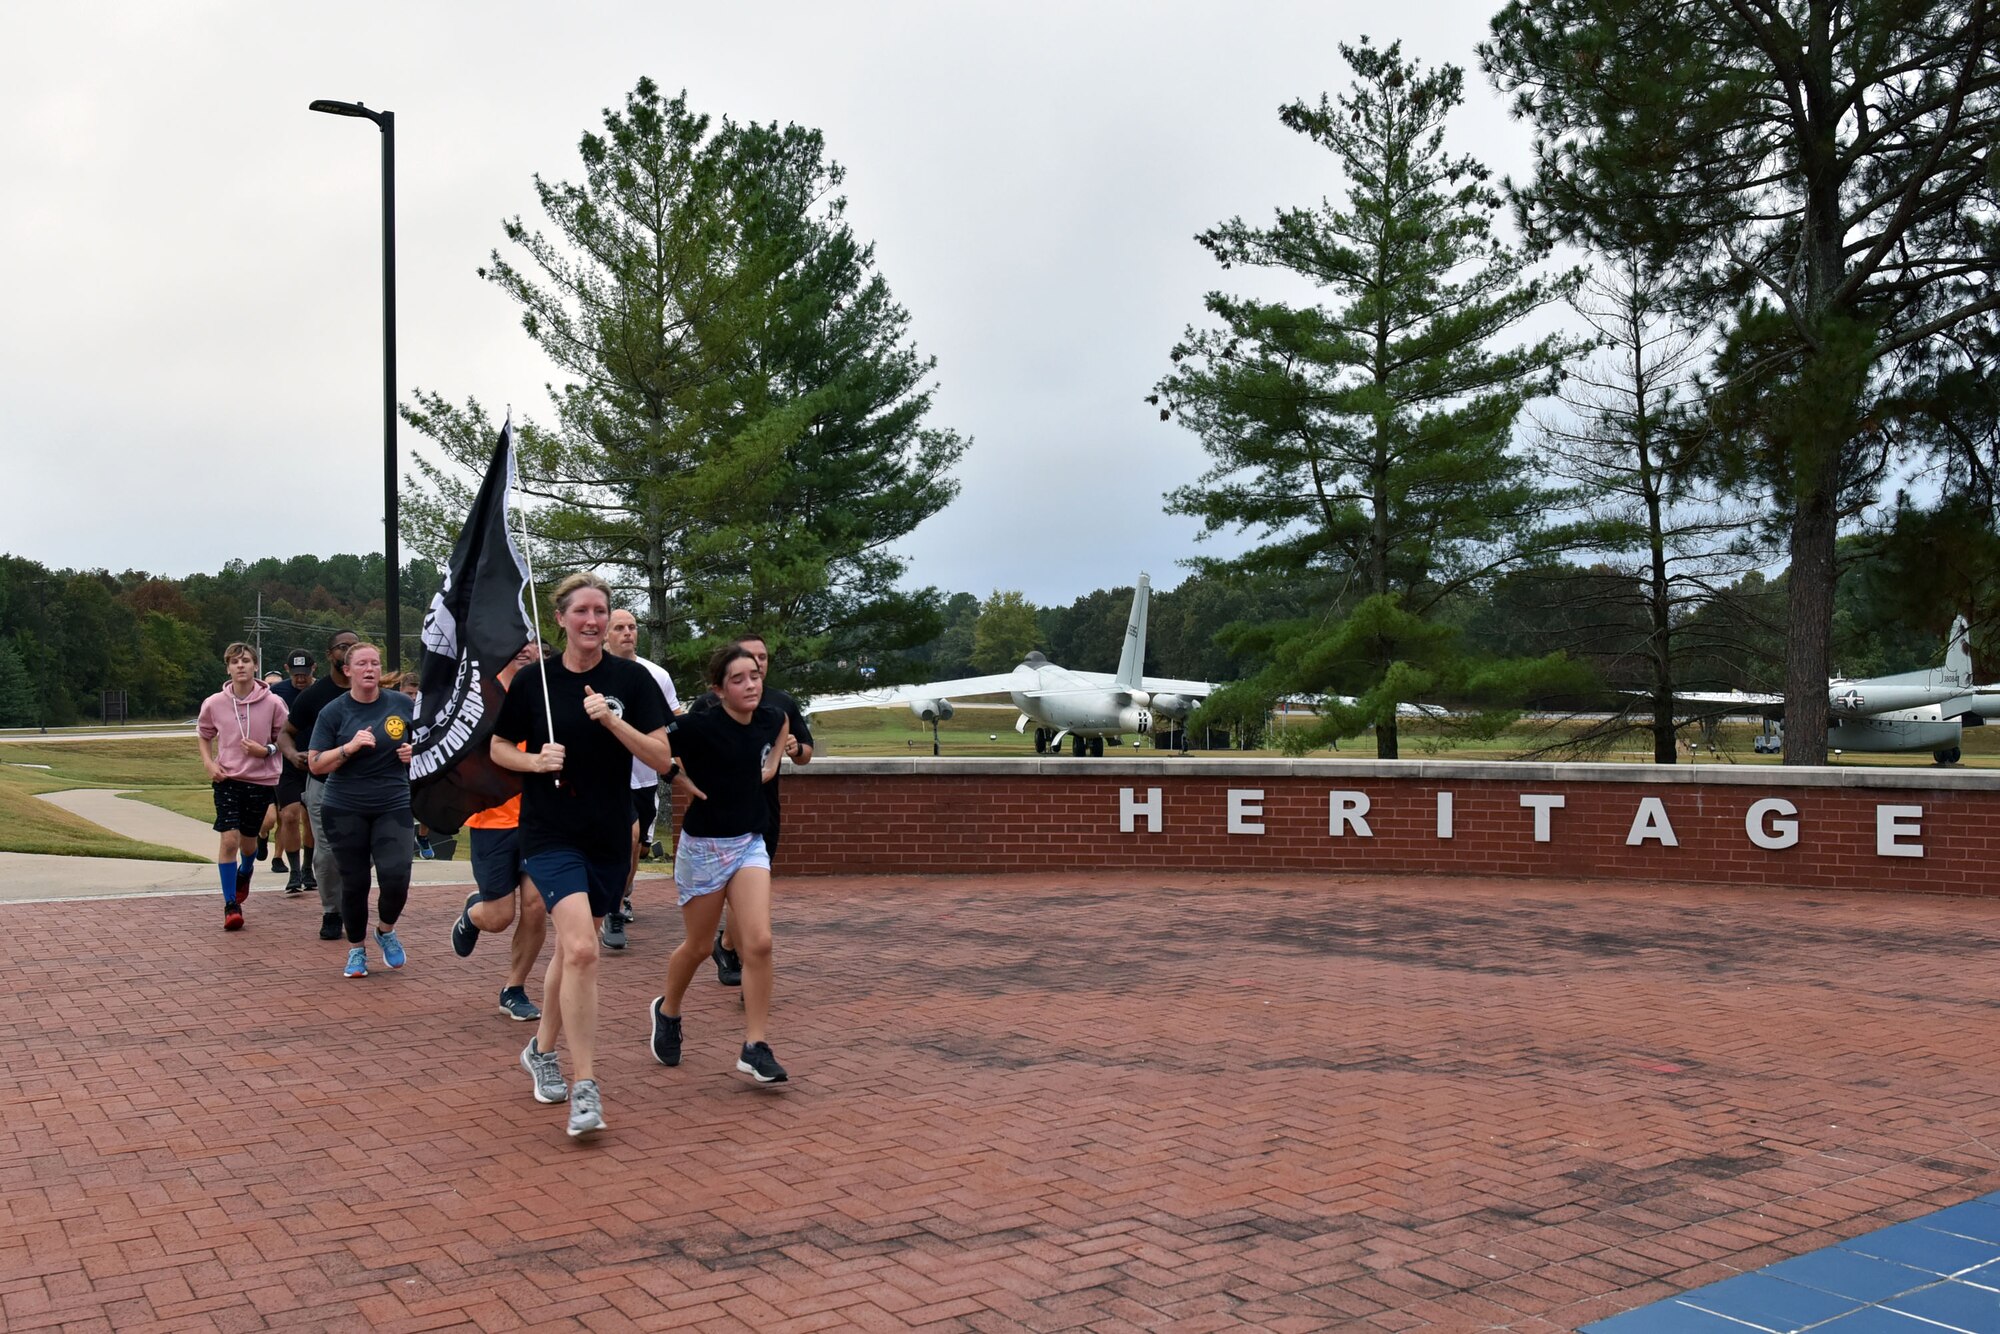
[196,643,290,931]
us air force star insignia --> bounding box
[604,695,626,720]
[385,714,407,741]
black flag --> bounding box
[409,421,535,834]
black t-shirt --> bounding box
[671,705,786,838]
[494,653,668,860]
[287,675,344,772]
[687,684,812,833]
[271,678,305,708]
[309,690,417,815]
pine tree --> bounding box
[1482,0,2000,762]
[1529,258,1770,761]
[1156,41,1585,757]
[407,80,964,687]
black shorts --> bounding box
[630,784,659,842]
[469,827,525,902]
[212,780,278,837]
[276,760,309,809]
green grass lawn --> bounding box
[806,704,2000,767]
[0,738,210,861]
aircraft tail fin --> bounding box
[1947,615,1973,683]
[1115,574,1152,689]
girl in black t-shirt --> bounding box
[648,645,791,1084]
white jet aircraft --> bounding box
[1673,616,2000,763]
[806,574,1217,755]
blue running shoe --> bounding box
[343,945,367,978]
[375,927,406,969]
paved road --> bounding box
[2,871,1995,1330]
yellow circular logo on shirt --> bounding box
[385,714,407,742]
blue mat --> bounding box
[1581,1194,2000,1333]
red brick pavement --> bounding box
[3,873,1997,1332]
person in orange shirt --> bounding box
[450,644,550,1022]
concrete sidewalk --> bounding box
[3,871,1997,1331]
[9,790,677,902]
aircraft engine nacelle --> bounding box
[1147,693,1194,719]
[1117,706,1154,735]
[908,697,954,723]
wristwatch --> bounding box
[666,762,682,783]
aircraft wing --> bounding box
[1064,670,1220,697]
[1623,689,1784,718]
[803,673,1021,712]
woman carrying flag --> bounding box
[490,572,669,1139]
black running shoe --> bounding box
[712,931,742,987]
[319,911,343,941]
[649,997,682,1066]
[302,869,318,891]
[256,836,269,863]
[601,913,627,950]
[736,1041,788,1084]
[451,890,482,958]
[284,863,305,894]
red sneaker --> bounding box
[224,905,244,931]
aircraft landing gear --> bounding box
[1072,734,1087,757]
[1934,746,1963,766]
[1034,727,1048,754]
[1088,736,1105,757]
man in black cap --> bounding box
[282,630,358,937]
[269,649,318,893]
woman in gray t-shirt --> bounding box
[308,643,417,979]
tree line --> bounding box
[0,552,436,726]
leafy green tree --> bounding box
[0,639,37,727]
[972,590,1040,672]
[407,79,964,688]
[1483,0,2000,763]
[1156,40,1584,757]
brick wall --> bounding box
[754,758,2000,895]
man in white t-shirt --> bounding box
[602,609,681,949]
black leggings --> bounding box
[323,807,414,943]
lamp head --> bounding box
[309,99,382,124]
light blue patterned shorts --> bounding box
[673,832,770,906]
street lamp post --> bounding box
[308,98,400,666]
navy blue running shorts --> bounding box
[469,827,525,902]
[523,846,627,919]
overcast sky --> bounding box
[1,0,1538,607]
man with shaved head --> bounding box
[602,608,680,950]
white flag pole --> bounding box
[506,411,561,786]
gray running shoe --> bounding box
[600,913,627,950]
[497,986,540,1022]
[520,1037,568,1104]
[567,1078,605,1138]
